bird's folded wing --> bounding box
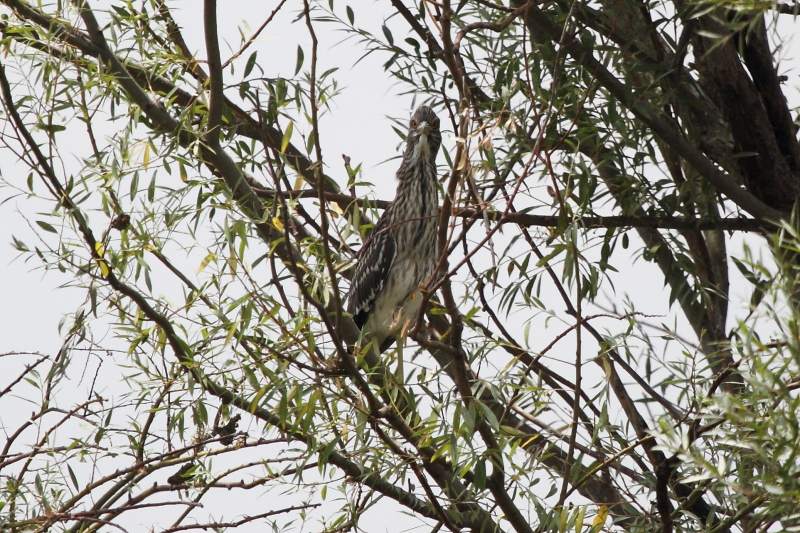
[346,215,396,329]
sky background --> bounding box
[0,3,434,530]
[0,1,422,355]
[3,0,771,361]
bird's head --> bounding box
[406,105,442,160]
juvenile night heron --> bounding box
[347,105,442,354]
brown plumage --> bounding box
[346,105,442,353]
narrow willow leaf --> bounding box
[593,505,608,529]
[294,46,304,76]
[575,506,586,533]
[197,252,215,274]
[36,220,57,233]
[245,51,257,78]
[281,122,293,154]
[142,142,150,169]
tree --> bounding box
[1,0,799,532]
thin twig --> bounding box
[222,0,289,69]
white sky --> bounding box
[0,1,420,354]
[3,3,796,363]
[0,4,454,531]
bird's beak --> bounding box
[417,122,431,136]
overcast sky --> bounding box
[0,1,427,357]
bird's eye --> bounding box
[410,119,418,129]
[432,118,440,130]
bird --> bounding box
[346,105,442,354]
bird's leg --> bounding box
[386,306,411,383]
[395,315,417,383]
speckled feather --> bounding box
[346,106,442,352]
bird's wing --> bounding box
[346,215,396,329]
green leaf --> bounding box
[294,45,304,76]
[318,440,337,465]
[281,121,293,154]
[12,236,29,251]
[346,5,354,25]
[474,458,486,490]
[35,122,66,133]
[575,506,586,533]
[536,246,563,267]
[36,220,57,233]
[477,401,499,431]
[67,464,80,491]
[382,24,394,46]
[244,51,257,78]
[130,170,139,199]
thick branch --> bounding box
[0,0,339,194]
[521,3,785,221]
[203,0,224,137]
[689,10,800,211]
[253,187,768,232]
[739,16,800,171]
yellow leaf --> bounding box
[601,355,612,380]
[456,151,468,171]
[273,216,284,232]
[592,505,608,530]
[94,241,105,258]
[429,442,449,463]
[280,122,293,154]
[504,113,518,133]
[224,320,237,346]
[331,202,343,216]
[197,252,215,274]
[179,163,188,182]
[143,142,150,169]
[294,175,305,189]
[98,260,109,277]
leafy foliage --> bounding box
[1,1,799,533]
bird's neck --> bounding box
[412,135,431,160]
[396,158,437,211]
